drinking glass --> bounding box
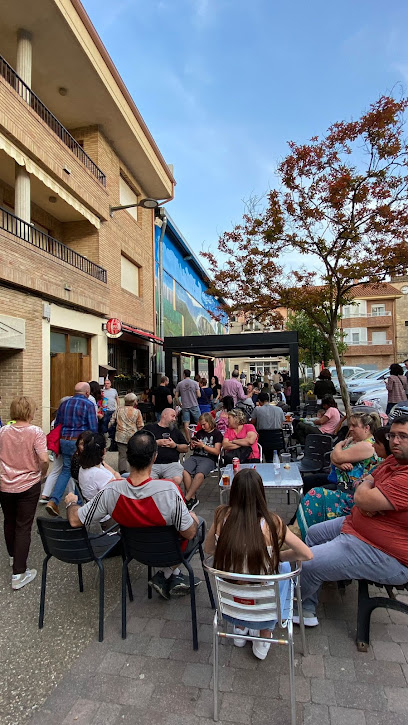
[281,453,291,469]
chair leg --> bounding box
[122,558,130,640]
[288,620,296,725]
[78,563,84,592]
[96,560,105,643]
[38,555,51,629]
[198,543,215,609]
[127,569,134,602]
[213,613,219,721]
[147,565,152,599]
[296,579,306,655]
[185,561,199,650]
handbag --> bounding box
[46,423,62,455]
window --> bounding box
[119,176,139,221]
[69,335,88,354]
[344,327,367,345]
[121,255,140,296]
[371,331,387,344]
[50,331,66,353]
[371,304,386,317]
[342,300,367,318]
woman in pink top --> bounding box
[222,408,260,463]
[295,395,341,446]
[385,363,408,414]
[0,397,49,590]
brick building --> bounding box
[0,0,174,429]
[339,283,402,369]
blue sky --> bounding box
[82,0,408,267]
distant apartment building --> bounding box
[339,283,401,369]
[0,0,174,429]
[389,275,408,361]
[228,310,288,380]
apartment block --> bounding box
[339,283,401,369]
[0,0,174,429]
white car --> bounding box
[356,387,387,413]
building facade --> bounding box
[227,311,288,381]
[339,283,401,369]
[390,275,408,362]
[0,0,174,429]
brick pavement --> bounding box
[25,473,408,725]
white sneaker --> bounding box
[249,628,260,637]
[293,613,319,627]
[252,640,271,660]
[233,626,248,647]
[12,568,37,590]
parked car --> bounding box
[357,387,387,412]
[328,366,366,380]
[347,368,389,403]
[387,401,408,424]
[333,369,376,394]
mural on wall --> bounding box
[155,221,227,338]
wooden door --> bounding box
[50,353,91,420]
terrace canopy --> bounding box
[164,331,300,409]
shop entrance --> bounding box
[50,330,91,418]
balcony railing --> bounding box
[0,206,107,282]
[345,340,392,346]
[0,54,106,186]
[342,311,392,318]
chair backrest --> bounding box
[206,564,300,628]
[121,525,184,567]
[304,402,318,416]
[37,517,95,564]
[258,429,285,457]
[303,434,333,462]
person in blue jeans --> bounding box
[45,382,98,517]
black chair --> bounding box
[37,517,132,642]
[304,402,319,416]
[258,428,286,462]
[121,521,215,650]
[297,434,333,475]
[356,579,408,652]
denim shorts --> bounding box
[222,562,291,629]
[182,405,201,423]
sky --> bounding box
[82,0,408,271]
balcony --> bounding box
[0,206,107,282]
[345,340,392,346]
[0,54,106,186]
[342,311,392,318]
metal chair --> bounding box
[258,429,286,462]
[297,434,333,475]
[206,562,306,725]
[37,517,131,642]
[121,521,215,650]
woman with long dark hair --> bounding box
[205,469,312,660]
[385,363,408,414]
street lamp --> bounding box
[109,197,159,216]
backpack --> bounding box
[235,400,254,422]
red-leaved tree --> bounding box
[203,96,408,417]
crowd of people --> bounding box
[1,362,408,667]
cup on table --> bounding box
[281,453,291,469]
[221,473,230,487]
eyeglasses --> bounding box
[385,432,408,441]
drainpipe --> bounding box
[157,211,167,375]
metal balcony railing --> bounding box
[342,311,392,318]
[0,206,107,282]
[346,340,392,346]
[0,54,106,186]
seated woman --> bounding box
[204,468,312,660]
[223,408,260,464]
[183,412,223,512]
[215,395,235,435]
[294,395,342,445]
[78,432,122,504]
[296,411,380,540]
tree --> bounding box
[286,311,347,377]
[203,96,408,417]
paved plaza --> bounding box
[0,452,407,725]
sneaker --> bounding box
[296,453,304,461]
[12,568,37,590]
[148,571,171,600]
[293,613,319,627]
[233,626,248,647]
[252,639,271,660]
[169,572,201,596]
[45,501,59,517]
[186,497,199,512]
[39,496,49,504]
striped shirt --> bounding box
[77,477,194,535]
[55,394,98,437]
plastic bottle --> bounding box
[273,450,280,473]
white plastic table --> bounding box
[218,462,303,504]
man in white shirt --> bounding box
[101,379,118,435]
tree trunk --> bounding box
[330,335,352,419]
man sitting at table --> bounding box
[145,408,188,485]
[294,415,408,627]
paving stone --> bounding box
[368,622,391,640]
[88,673,154,707]
[232,668,280,698]
[228,646,259,670]
[365,713,408,725]
[354,659,406,687]
[320,618,348,635]
[251,697,303,725]
[149,683,201,715]
[219,693,254,724]
[97,651,128,675]
[388,609,408,625]
[300,654,325,678]
[387,624,408,642]
[370,608,391,623]
[108,632,152,655]
[120,654,146,679]
[402,663,408,684]
[91,702,122,725]
[323,655,356,680]
[302,703,330,725]
[61,698,99,725]
[384,686,408,714]
[329,706,366,725]
[182,662,212,688]
[306,633,330,655]
[279,673,311,702]
[144,636,175,658]
[41,675,91,716]
[371,639,406,663]
[328,634,359,658]
[334,680,387,711]
[210,665,236,692]
[310,678,336,705]
[169,639,213,664]
[114,705,167,725]
[163,619,196,640]
[198,623,214,643]
[195,688,222,719]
